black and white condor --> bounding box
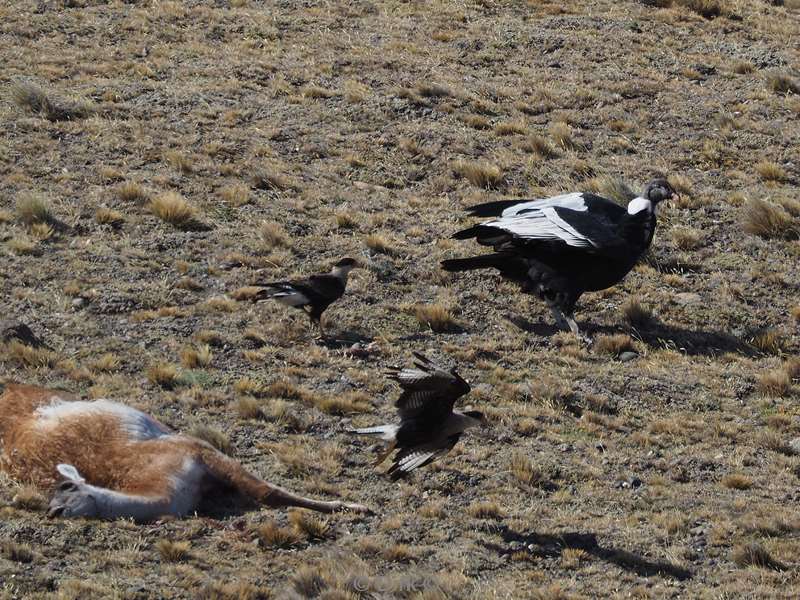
[442,179,678,337]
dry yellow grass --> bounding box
[148,192,197,229]
[259,221,291,248]
[414,303,459,333]
[3,1,800,597]
[453,161,503,188]
[742,199,798,240]
[156,539,191,563]
[755,160,787,183]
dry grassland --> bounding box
[1,0,800,598]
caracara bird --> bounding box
[441,179,678,338]
[349,353,485,480]
[251,257,360,337]
[0,383,370,521]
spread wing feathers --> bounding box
[386,353,470,420]
[387,434,462,480]
[483,207,598,249]
[466,192,590,218]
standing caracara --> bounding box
[349,353,485,480]
[251,257,360,338]
[441,179,677,338]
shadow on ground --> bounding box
[482,525,692,581]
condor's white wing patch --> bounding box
[500,192,589,217]
[36,399,172,441]
[486,206,597,248]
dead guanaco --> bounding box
[0,383,370,521]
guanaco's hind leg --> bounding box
[198,445,371,514]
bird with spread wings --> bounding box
[349,353,486,480]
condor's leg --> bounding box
[198,445,371,514]
[47,440,207,522]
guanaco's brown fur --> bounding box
[0,383,370,521]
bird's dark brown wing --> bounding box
[387,433,462,480]
[386,352,470,424]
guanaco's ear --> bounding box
[56,464,85,483]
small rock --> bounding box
[788,437,800,455]
[71,297,86,309]
[619,351,638,362]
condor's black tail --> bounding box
[464,199,522,217]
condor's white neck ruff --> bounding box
[627,196,654,215]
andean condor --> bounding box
[441,179,678,337]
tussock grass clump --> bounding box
[758,430,794,456]
[16,194,52,226]
[732,543,785,570]
[415,303,460,333]
[382,543,417,562]
[230,286,262,301]
[117,181,148,203]
[335,211,359,229]
[30,222,54,241]
[234,396,264,420]
[733,61,755,75]
[622,297,652,327]
[6,237,39,255]
[510,451,543,486]
[467,501,504,520]
[721,473,752,490]
[301,85,335,99]
[289,510,330,540]
[462,114,491,129]
[766,72,800,96]
[671,227,704,250]
[11,82,93,121]
[4,341,57,367]
[494,121,528,136]
[164,151,195,174]
[313,391,371,415]
[259,221,291,249]
[196,330,224,346]
[219,183,251,207]
[188,425,231,455]
[749,329,786,355]
[453,161,503,189]
[146,362,179,388]
[561,548,589,569]
[180,344,213,368]
[252,168,294,192]
[95,207,124,227]
[156,539,191,562]
[1,540,34,563]
[91,353,120,373]
[548,121,575,149]
[758,369,792,397]
[756,160,788,183]
[595,334,635,356]
[520,134,558,159]
[742,199,798,240]
[586,176,635,204]
[255,519,300,548]
[415,82,452,98]
[149,192,198,230]
[365,233,397,255]
[12,486,46,511]
[233,377,267,397]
